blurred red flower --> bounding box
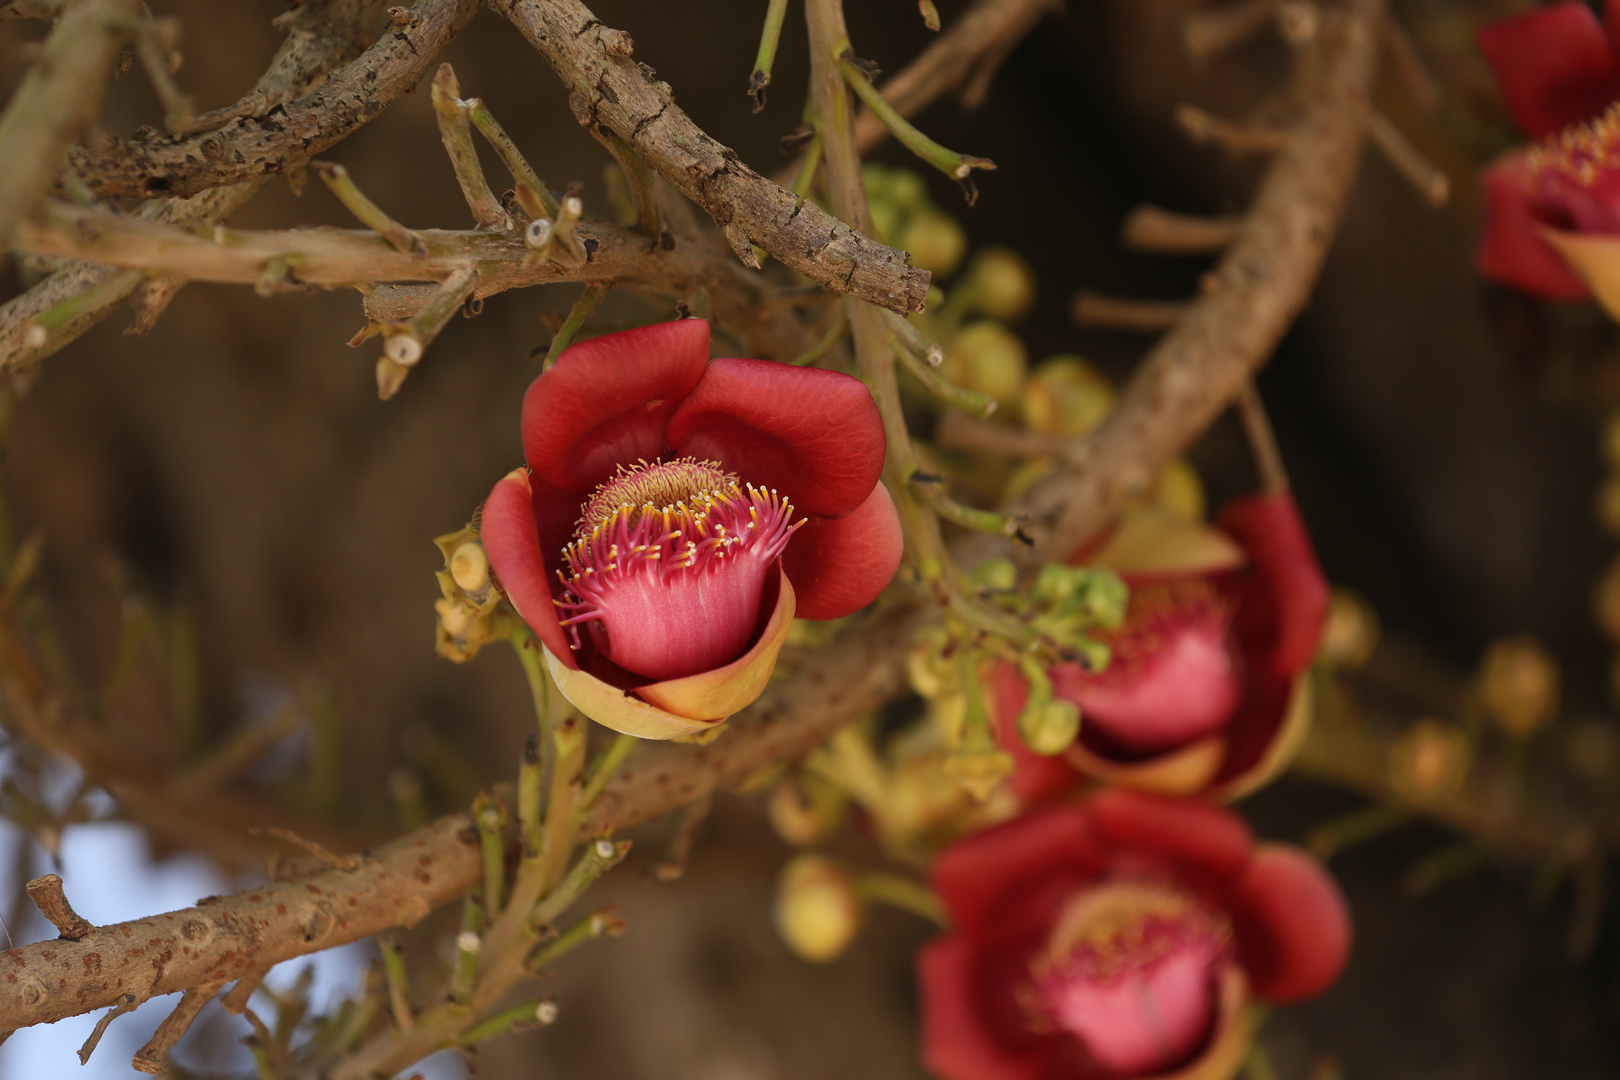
[919,790,1351,1080]
[993,492,1329,802]
[1476,1,1620,311]
[482,319,902,739]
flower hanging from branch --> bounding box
[1476,0,1620,315]
[992,491,1329,802]
[482,319,903,739]
[918,790,1351,1080]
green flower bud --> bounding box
[901,208,967,276]
[908,625,957,699]
[1016,664,1080,756]
[1022,355,1115,437]
[1154,458,1206,521]
[887,168,928,211]
[960,247,1036,322]
[774,855,863,963]
[970,557,1019,592]
[767,772,849,847]
[943,320,1027,407]
[868,198,903,245]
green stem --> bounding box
[380,266,479,369]
[595,128,664,240]
[530,838,631,930]
[518,732,543,855]
[855,872,948,926]
[473,792,508,915]
[378,934,413,1034]
[528,904,627,969]
[460,999,552,1047]
[315,162,423,254]
[544,282,610,369]
[466,97,557,217]
[837,55,995,200]
[23,267,144,341]
[791,136,824,198]
[892,337,996,416]
[914,481,1029,541]
[750,0,792,111]
[449,895,484,1005]
[579,732,636,814]
[431,64,508,229]
[792,304,847,366]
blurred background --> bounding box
[2,0,1619,1076]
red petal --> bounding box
[666,357,887,518]
[1476,2,1620,140]
[918,938,1052,1080]
[1478,151,1592,299]
[1088,789,1253,884]
[931,804,1104,933]
[987,661,1082,808]
[481,469,575,668]
[1215,492,1330,679]
[1229,845,1352,1003]
[521,320,711,494]
[781,482,903,619]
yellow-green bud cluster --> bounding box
[433,523,502,662]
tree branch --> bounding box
[0,811,480,1033]
[63,0,478,199]
[0,0,402,374]
[489,0,930,315]
[0,0,141,248]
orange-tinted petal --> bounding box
[1542,226,1620,321]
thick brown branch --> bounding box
[0,811,479,1033]
[489,0,929,315]
[1019,0,1383,562]
[0,0,141,247]
[65,0,478,199]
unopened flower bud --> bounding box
[1319,589,1379,670]
[1019,696,1081,756]
[900,208,967,276]
[773,855,862,963]
[887,168,928,211]
[1389,718,1470,804]
[907,625,957,699]
[942,320,1027,404]
[767,772,847,847]
[970,557,1018,592]
[1478,635,1558,737]
[868,197,902,244]
[1021,355,1114,437]
[1153,458,1205,521]
[450,541,489,594]
[960,247,1036,322]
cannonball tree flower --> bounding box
[1475,1,1620,314]
[919,790,1351,1080]
[481,319,903,740]
[992,492,1329,802]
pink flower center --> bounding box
[1525,102,1620,234]
[1027,881,1230,1076]
[1054,580,1240,755]
[554,458,803,682]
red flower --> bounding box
[481,320,903,739]
[1476,1,1620,310]
[992,493,1328,802]
[919,791,1351,1080]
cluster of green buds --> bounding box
[905,560,1129,802]
[433,523,503,662]
[864,164,967,275]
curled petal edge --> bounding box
[1211,676,1314,803]
[543,567,795,740]
[1064,733,1226,797]
[1540,228,1620,322]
